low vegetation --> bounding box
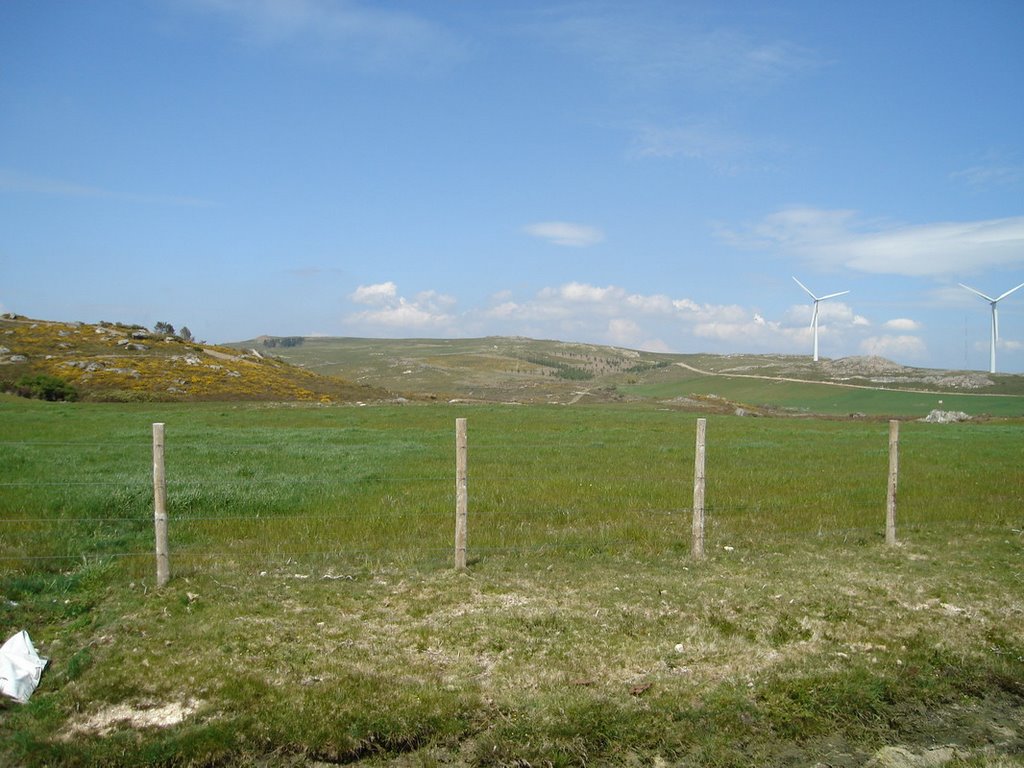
[1,374,78,402]
[1,315,1022,764]
[519,354,595,380]
[5,314,1024,414]
[0,316,389,404]
[1,398,1022,766]
[227,335,1024,416]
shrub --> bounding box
[8,374,79,401]
[263,336,304,348]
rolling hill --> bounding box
[227,334,1024,418]
[4,314,1022,415]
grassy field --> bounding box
[625,366,1024,418]
[1,396,1023,766]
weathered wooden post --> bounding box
[886,419,899,546]
[692,418,706,559]
[153,422,170,587]
[455,417,468,570]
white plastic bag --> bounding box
[0,630,48,704]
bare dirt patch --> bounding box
[60,699,202,739]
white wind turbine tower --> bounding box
[793,277,850,362]
[959,281,1024,374]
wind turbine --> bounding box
[959,281,1024,374]
[793,277,850,362]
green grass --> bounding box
[1,396,1023,766]
[626,368,1024,417]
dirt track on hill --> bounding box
[674,361,1019,398]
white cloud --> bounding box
[950,151,1024,189]
[625,293,675,313]
[785,300,863,327]
[607,318,642,346]
[0,169,108,199]
[479,282,817,354]
[0,168,215,207]
[951,163,1024,188]
[345,279,934,363]
[414,289,456,310]
[885,318,922,331]
[351,282,397,304]
[860,335,927,360]
[693,315,784,342]
[353,301,439,328]
[965,338,1024,360]
[721,208,1024,277]
[524,222,605,248]
[632,121,751,158]
[672,298,701,313]
[347,282,454,330]
[485,301,521,319]
[538,11,820,91]
[182,0,465,72]
[629,120,781,174]
[554,282,620,302]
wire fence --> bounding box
[1,417,1021,582]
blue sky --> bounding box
[2,1,1023,372]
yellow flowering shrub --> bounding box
[0,316,387,403]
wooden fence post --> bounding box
[692,418,706,559]
[886,419,899,546]
[455,417,468,570]
[153,422,170,587]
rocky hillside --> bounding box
[709,354,996,390]
[0,315,390,403]
[227,335,670,404]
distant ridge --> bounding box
[4,318,1019,414]
[224,334,1024,415]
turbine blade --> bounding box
[995,282,1024,302]
[959,283,996,302]
[818,290,850,301]
[993,305,999,341]
[810,302,819,329]
[792,276,817,300]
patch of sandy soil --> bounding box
[60,699,202,739]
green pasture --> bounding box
[2,396,1022,573]
[626,368,1024,417]
[1,397,1023,766]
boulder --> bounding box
[921,410,970,424]
[64,361,103,372]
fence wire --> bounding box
[2,425,1021,573]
